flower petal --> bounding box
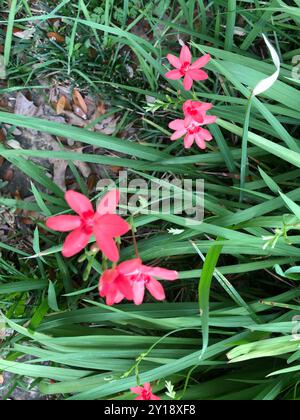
[144,383,151,392]
[145,267,179,281]
[200,128,213,141]
[198,102,213,111]
[184,134,195,148]
[183,115,193,127]
[171,130,186,141]
[183,73,193,91]
[195,134,207,150]
[99,269,118,296]
[130,386,143,395]
[95,233,120,262]
[132,281,145,305]
[97,190,120,216]
[65,190,94,216]
[165,69,182,80]
[182,100,195,116]
[106,288,124,306]
[115,276,134,301]
[166,54,181,69]
[99,269,125,305]
[46,215,81,232]
[118,259,142,275]
[146,278,166,301]
[183,100,213,115]
[188,69,209,81]
[169,119,186,131]
[191,113,205,124]
[203,115,217,125]
[62,228,90,257]
[94,214,130,238]
[190,54,211,69]
[180,45,192,64]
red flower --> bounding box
[165,44,210,91]
[130,383,160,400]
[169,110,216,150]
[99,259,178,306]
[98,265,133,306]
[46,190,129,262]
[183,99,213,123]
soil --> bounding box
[0,372,49,400]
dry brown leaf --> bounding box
[73,89,88,115]
[47,32,65,43]
[97,102,107,115]
[87,173,98,192]
[48,17,61,26]
[110,166,122,173]
[52,160,68,191]
[0,95,11,111]
[73,105,87,120]
[20,217,34,225]
[88,48,97,59]
[90,102,106,122]
[94,116,118,135]
[13,27,35,39]
[3,168,14,182]
[50,147,91,191]
[56,95,67,114]
[62,110,85,127]
[15,93,37,116]
[7,139,21,149]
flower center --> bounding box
[186,120,202,135]
[141,390,152,400]
[180,61,190,75]
[188,107,197,116]
[128,272,151,284]
[81,211,95,235]
[186,106,204,122]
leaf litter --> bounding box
[0,86,119,245]
[1,87,118,193]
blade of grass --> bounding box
[4,0,18,67]
[196,240,223,357]
[224,0,236,51]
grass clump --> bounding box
[0,0,300,401]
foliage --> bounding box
[1,0,300,400]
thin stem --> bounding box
[129,217,140,259]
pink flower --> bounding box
[119,258,178,305]
[169,112,217,150]
[183,99,213,123]
[98,267,133,306]
[99,258,178,306]
[46,190,129,262]
[130,383,160,401]
[165,44,210,91]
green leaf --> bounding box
[48,281,59,312]
[198,241,223,356]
